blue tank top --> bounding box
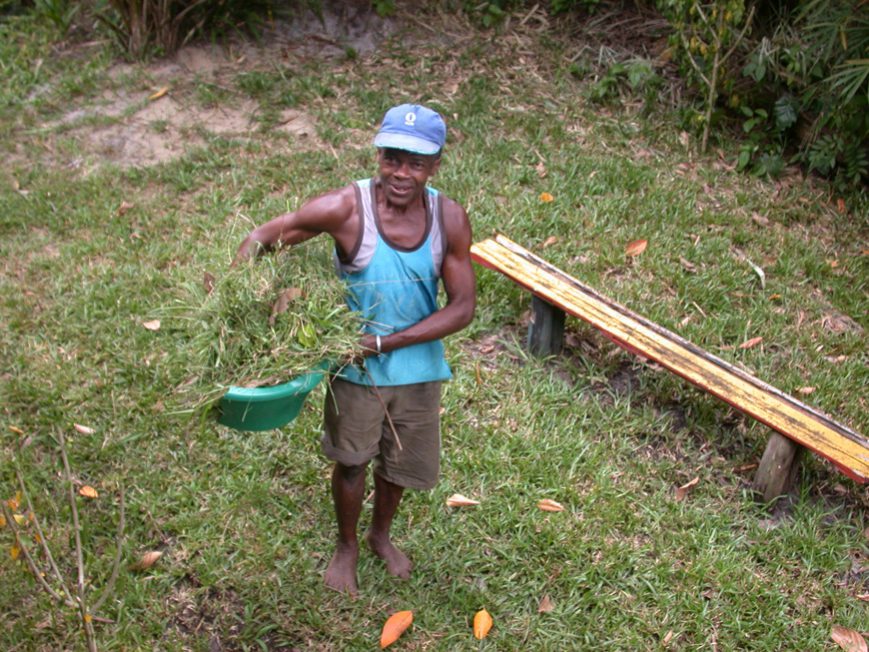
[335,178,452,386]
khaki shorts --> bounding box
[321,378,442,490]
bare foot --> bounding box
[324,542,359,596]
[365,530,412,579]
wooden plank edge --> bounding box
[470,239,869,483]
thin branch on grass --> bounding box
[92,485,125,612]
[58,429,97,652]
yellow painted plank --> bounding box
[471,235,868,483]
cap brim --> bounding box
[373,132,441,155]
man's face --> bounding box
[377,148,441,207]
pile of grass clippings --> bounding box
[171,238,362,408]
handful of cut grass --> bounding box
[175,239,362,407]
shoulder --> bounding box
[436,194,471,250]
[296,183,358,229]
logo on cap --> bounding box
[404,112,416,127]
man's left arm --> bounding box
[361,200,476,355]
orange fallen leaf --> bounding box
[829,259,840,268]
[538,594,555,613]
[625,239,648,257]
[675,476,700,501]
[9,425,24,435]
[473,608,493,640]
[131,550,163,571]
[539,192,554,203]
[537,499,565,512]
[74,423,95,435]
[836,198,847,214]
[380,610,413,648]
[739,336,763,349]
[11,544,20,560]
[6,492,21,511]
[542,235,558,248]
[446,493,480,507]
[830,625,867,652]
[797,386,815,395]
[142,319,161,331]
[148,86,169,101]
[12,513,26,525]
[79,485,98,499]
[768,293,781,301]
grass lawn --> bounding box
[1,5,867,651]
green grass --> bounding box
[1,6,867,652]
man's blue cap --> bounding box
[373,104,446,155]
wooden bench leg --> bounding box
[527,295,565,357]
[753,432,803,504]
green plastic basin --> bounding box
[217,365,328,431]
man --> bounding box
[234,104,475,595]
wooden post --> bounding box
[527,295,565,357]
[754,432,803,504]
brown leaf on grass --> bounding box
[535,161,547,178]
[473,609,493,640]
[674,477,700,501]
[539,192,554,203]
[822,313,862,335]
[751,212,770,227]
[538,594,555,613]
[9,425,24,435]
[856,593,869,602]
[542,236,558,248]
[11,544,20,560]
[797,386,815,395]
[446,494,480,507]
[830,625,867,652]
[148,86,169,101]
[380,610,413,648]
[662,630,675,646]
[836,198,847,214]
[625,239,648,257]
[269,287,303,326]
[537,499,565,512]
[142,319,161,331]
[739,336,763,349]
[203,272,215,294]
[679,256,697,272]
[131,550,163,571]
[79,485,98,499]
[733,463,758,473]
[74,423,95,435]
[829,259,840,268]
[117,201,134,216]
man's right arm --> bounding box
[233,186,355,266]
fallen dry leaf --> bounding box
[535,161,547,178]
[79,485,98,499]
[380,610,413,649]
[797,386,815,395]
[663,630,675,646]
[117,201,134,216]
[142,320,161,331]
[537,499,565,512]
[148,86,169,101]
[830,625,867,652]
[446,494,480,507]
[542,236,558,248]
[751,212,770,227]
[739,336,763,349]
[679,256,697,273]
[473,609,493,640]
[9,425,24,435]
[539,192,554,203]
[11,544,20,560]
[269,287,303,326]
[625,239,648,257]
[131,550,163,571]
[733,463,758,473]
[768,293,781,301]
[836,198,847,214]
[203,271,215,294]
[73,423,95,435]
[675,476,700,501]
[829,259,840,268]
[538,594,555,613]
